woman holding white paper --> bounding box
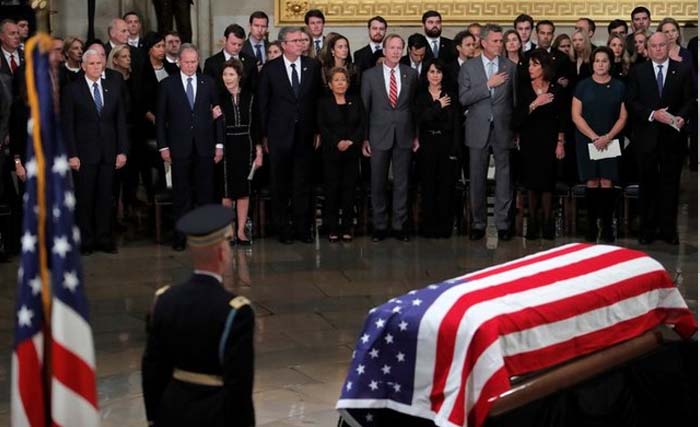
[572,46,628,243]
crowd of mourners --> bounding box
[0,6,696,257]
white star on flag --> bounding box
[412,299,423,306]
[29,276,42,295]
[52,236,71,258]
[365,413,374,422]
[368,307,377,314]
[64,191,76,211]
[375,318,385,328]
[17,305,34,327]
[369,348,379,359]
[63,271,79,292]
[384,334,394,344]
[25,159,37,179]
[369,380,379,391]
[72,226,81,244]
[52,155,70,176]
[346,381,353,391]
[408,290,417,295]
[360,334,370,344]
[396,352,405,362]
[53,207,61,220]
[392,306,402,313]
[428,284,439,289]
[393,383,401,392]
[21,232,37,253]
[381,365,391,375]
[356,364,366,375]
[398,321,408,331]
[17,266,23,281]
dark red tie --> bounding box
[389,68,398,108]
[9,54,18,74]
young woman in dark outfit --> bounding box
[317,67,366,242]
[513,49,566,240]
[413,59,461,238]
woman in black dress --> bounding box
[571,47,627,242]
[217,59,263,246]
[513,49,566,240]
[413,59,461,238]
[607,34,631,81]
[317,67,366,242]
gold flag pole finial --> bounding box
[32,0,51,34]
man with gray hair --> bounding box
[0,19,22,77]
[459,23,517,241]
[62,48,128,254]
[105,17,144,75]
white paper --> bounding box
[247,164,256,181]
[668,116,682,132]
[165,163,172,188]
[588,139,622,160]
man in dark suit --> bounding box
[353,16,387,77]
[625,6,651,55]
[152,0,192,43]
[361,34,419,242]
[0,19,23,78]
[400,34,429,81]
[142,205,255,427]
[123,11,145,50]
[445,30,476,92]
[204,24,258,92]
[257,26,321,244]
[157,44,223,251]
[421,10,456,63]
[627,32,694,245]
[304,9,326,56]
[459,24,518,241]
[105,18,144,77]
[514,14,536,53]
[62,49,128,254]
[529,20,573,88]
[241,11,270,69]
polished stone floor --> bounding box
[0,170,697,426]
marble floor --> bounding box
[0,170,697,426]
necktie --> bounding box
[92,82,103,114]
[290,63,300,97]
[315,40,321,55]
[255,44,263,63]
[432,40,439,57]
[389,68,398,108]
[374,45,381,53]
[656,64,664,97]
[9,54,18,73]
[186,77,195,109]
[487,61,495,96]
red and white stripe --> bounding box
[409,243,695,427]
[11,333,45,427]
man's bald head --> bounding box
[108,18,129,45]
[647,31,669,63]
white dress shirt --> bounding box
[370,42,382,53]
[165,55,178,64]
[283,55,302,86]
[193,269,223,283]
[411,61,422,76]
[522,40,534,52]
[458,57,465,67]
[249,37,266,62]
[382,63,401,100]
[128,37,140,48]
[84,75,104,104]
[481,54,499,90]
[425,36,440,55]
[649,58,671,121]
[180,71,197,100]
[2,48,19,73]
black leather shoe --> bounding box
[393,229,410,242]
[98,241,118,254]
[172,241,186,251]
[497,229,512,241]
[469,228,485,241]
[371,229,387,242]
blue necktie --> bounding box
[315,40,321,55]
[290,63,300,97]
[487,61,495,96]
[255,44,263,63]
[432,40,439,58]
[186,77,195,109]
[656,65,664,97]
[92,82,102,114]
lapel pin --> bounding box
[303,67,308,71]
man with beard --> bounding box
[354,16,387,76]
[421,10,455,63]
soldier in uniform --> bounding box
[142,204,255,427]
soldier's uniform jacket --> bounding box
[142,273,255,427]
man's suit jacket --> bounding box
[525,48,573,82]
[257,55,321,152]
[458,55,517,149]
[0,48,23,78]
[156,72,222,159]
[354,45,376,76]
[361,63,418,151]
[400,55,428,81]
[242,38,269,64]
[424,36,456,63]
[626,59,694,153]
[203,50,258,92]
[61,76,128,164]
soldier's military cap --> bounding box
[175,204,234,247]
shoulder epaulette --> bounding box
[229,296,251,310]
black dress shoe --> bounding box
[469,228,485,241]
[172,241,186,251]
[497,229,513,241]
[98,241,118,254]
[371,229,387,242]
[393,229,410,242]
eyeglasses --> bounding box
[284,38,305,44]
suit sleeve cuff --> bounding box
[159,147,169,152]
[648,111,655,122]
[216,144,224,149]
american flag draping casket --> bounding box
[336,243,697,427]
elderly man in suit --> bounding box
[204,24,258,92]
[459,24,517,241]
[361,33,419,242]
[627,32,694,245]
[257,26,321,244]
[62,49,128,254]
[157,44,223,251]
[0,19,23,78]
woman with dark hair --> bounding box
[140,32,179,202]
[657,17,691,64]
[572,47,627,243]
[215,59,263,246]
[317,67,366,242]
[553,33,572,57]
[413,59,461,238]
[320,34,359,95]
[513,49,566,240]
[607,33,632,80]
[266,41,283,61]
[503,29,528,81]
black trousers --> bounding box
[322,146,359,234]
[636,139,683,237]
[418,135,457,235]
[152,0,192,43]
[269,130,313,235]
[171,155,214,243]
[76,163,114,247]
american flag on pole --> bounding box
[11,34,99,427]
[337,243,697,427]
